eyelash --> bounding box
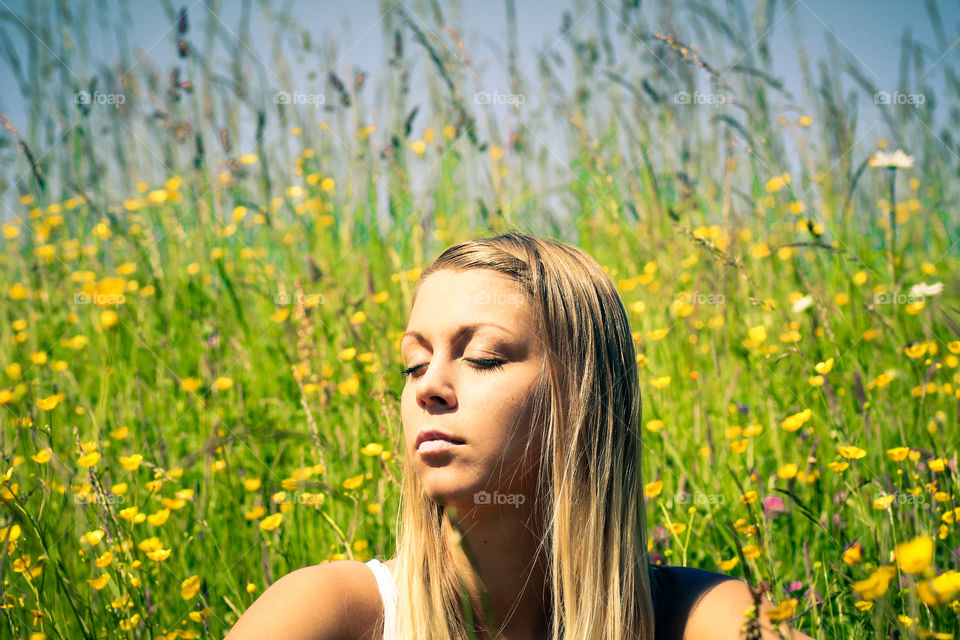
[400,358,506,377]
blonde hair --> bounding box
[393,230,655,640]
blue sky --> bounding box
[0,0,952,209]
[0,0,947,127]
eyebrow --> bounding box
[401,322,513,344]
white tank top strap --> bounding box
[364,559,398,640]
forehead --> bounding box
[403,269,533,339]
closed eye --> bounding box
[400,358,506,377]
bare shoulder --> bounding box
[682,576,816,640]
[225,560,383,640]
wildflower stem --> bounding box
[4,497,93,640]
[886,167,897,285]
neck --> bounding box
[447,499,552,639]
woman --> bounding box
[227,232,816,640]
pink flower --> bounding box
[762,496,786,517]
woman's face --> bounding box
[400,268,546,511]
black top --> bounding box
[649,563,738,640]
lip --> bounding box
[415,428,466,450]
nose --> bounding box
[413,355,457,412]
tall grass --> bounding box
[0,1,958,638]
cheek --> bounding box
[399,386,418,447]
[477,390,537,449]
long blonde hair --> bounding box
[393,230,655,640]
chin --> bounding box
[419,474,480,510]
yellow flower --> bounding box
[147,508,170,526]
[118,506,140,521]
[119,454,143,471]
[36,394,62,411]
[928,458,947,472]
[717,557,739,571]
[644,480,663,498]
[137,537,161,552]
[874,495,896,510]
[31,448,52,464]
[852,565,897,600]
[100,309,119,329]
[239,153,258,165]
[777,463,798,479]
[244,478,261,491]
[645,328,669,340]
[83,530,105,545]
[146,548,171,562]
[245,506,266,520]
[645,419,665,433]
[748,325,767,343]
[87,574,110,590]
[78,451,101,468]
[0,524,23,550]
[828,461,850,473]
[6,362,22,379]
[895,536,934,574]
[320,177,335,193]
[649,376,671,389]
[360,443,383,457]
[214,377,233,391]
[814,358,834,375]
[742,544,762,559]
[181,575,201,599]
[780,408,812,432]
[342,474,364,490]
[95,550,113,567]
[665,523,687,535]
[740,490,758,504]
[941,507,960,524]
[259,513,283,531]
[904,343,928,359]
[916,570,960,606]
[764,173,791,193]
[410,140,427,155]
[180,377,202,393]
[842,542,863,565]
[338,376,360,395]
[838,446,866,460]
[887,447,911,462]
[147,189,168,204]
[730,439,749,454]
[270,308,290,323]
[765,598,798,621]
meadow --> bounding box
[1,1,959,638]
